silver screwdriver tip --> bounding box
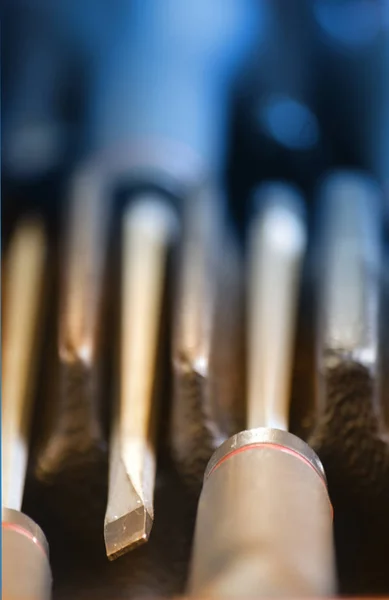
[104,505,153,561]
[104,452,153,560]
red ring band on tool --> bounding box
[2,520,49,559]
[207,440,334,519]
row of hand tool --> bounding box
[2,1,389,598]
[3,168,387,598]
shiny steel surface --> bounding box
[104,195,177,559]
[318,172,382,369]
[205,427,326,482]
[189,430,336,597]
[2,508,52,600]
[247,185,307,431]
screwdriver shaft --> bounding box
[2,218,46,511]
[309,172,387,510]
[1,218,52,600]
[247,184,307,430]
[104,195,177,559]
[318,172,381,368]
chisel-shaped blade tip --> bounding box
[105,507,153,561]
[104,451,153,560]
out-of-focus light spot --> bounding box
[253,182,307,257]
[313,0,382,47]
[258,95,320,151]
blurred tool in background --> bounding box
[104,196,178,559]
[229,0,326,238]
[310,171,384,497]
[171,185,245,491]
[188,186,337,597]
[308,171,389,592]
[34,164,112,535]
[2,219,52,600]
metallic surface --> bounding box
[90,0,259,174]
[189,429,336,597]
[35,170,109,481]
[307,172,386,592]
[171,184,245,487]
[247,184,307,430]
[104,195,178,559]
[308,171,386,505]
[205,427,326,482]
[173,187,223,377]
[317,172,381,376]
[2,508,52,600]
[2,218,46,511]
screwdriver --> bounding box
[171,184,245,490]
[2,218,52,600]
[188,184,337,597]
[309,172,387,502]
[104,195,178,559]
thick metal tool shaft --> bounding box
[104,194,177,558]
[188,429,336,597]
[2,508,52,600]
[2,219,51,599]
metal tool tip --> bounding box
[104,506,153,561]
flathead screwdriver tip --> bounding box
[104,195,178,559]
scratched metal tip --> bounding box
[104,505,153,561]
